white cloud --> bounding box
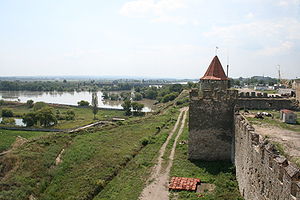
[203,18,300,56]
[257,41,293,55]
[278,0,300,6]
[120,0,188,24]
[245,12,254,19]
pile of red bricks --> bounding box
[169,177,200,191]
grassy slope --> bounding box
[170,120,243,200]
[0,106,179,200]
[0,129,49,152]
[94,113,179,200]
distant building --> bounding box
[254,86,269,91]
[294,80,300,102]
[280,109,297,124]
[278,88,295,96]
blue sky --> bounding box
[0,0,299,79]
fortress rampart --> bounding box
[237,92,299,110]
[235,114,300,200]
[188,88,237,161]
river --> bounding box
[0,91,155,112]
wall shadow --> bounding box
[189,159,235,176]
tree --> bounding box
[36,107,57,127]
[92,92,98,120]
[169,84,183,93]
[120,92,131,100]
[144,88,158,99]
[102,92,109,100]
[77,100,89,106]
[26,99,34,108]
[0,100,5,106]
[131,102,144,116]
[162,92,179,103]
[121,100,132,116]
[1,109,13,117]
[22,112,38,127]
[133,92,143,101]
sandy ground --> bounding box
[139,107,188,200]
[253,124,300,159]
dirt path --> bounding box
[139,107,188,200]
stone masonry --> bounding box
[188,56,238,161]
[235,114,300,200]
[189,55,300,199]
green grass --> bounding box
[0,129,49,152]
[0,106,180,200]
[93,114,178,200]
[245,110,300,132]
[169,120,243,200]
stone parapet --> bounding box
[237,98,299,111]
[235,114,300,200]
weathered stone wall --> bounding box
[188,89,236,161]
[235,114,300,200]
[237,98,299,111]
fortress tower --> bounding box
[188,56,238,161]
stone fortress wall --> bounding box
[188,55,300,199]
[188,88,237,161]
[237,92,299,111]
[235,114,300,200]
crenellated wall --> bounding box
[235,114,300,200]
[237,92,299,110]
[237,98,298,110]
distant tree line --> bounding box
[230,76,279,87]
[0,79,197,92]
[102,83,186,103]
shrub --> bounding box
[161,92,179,103]
[1,109,14,117]
[109,93,119,101]
[77,100,89,106]
[0,118,15,125]
[140,136,156,146]
[176,97,189,105]
[26,99,34,108]
[33,102,47,111]
[66,110,75,120]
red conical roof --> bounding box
[200,56,228,80]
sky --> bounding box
[0,0,300,79]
